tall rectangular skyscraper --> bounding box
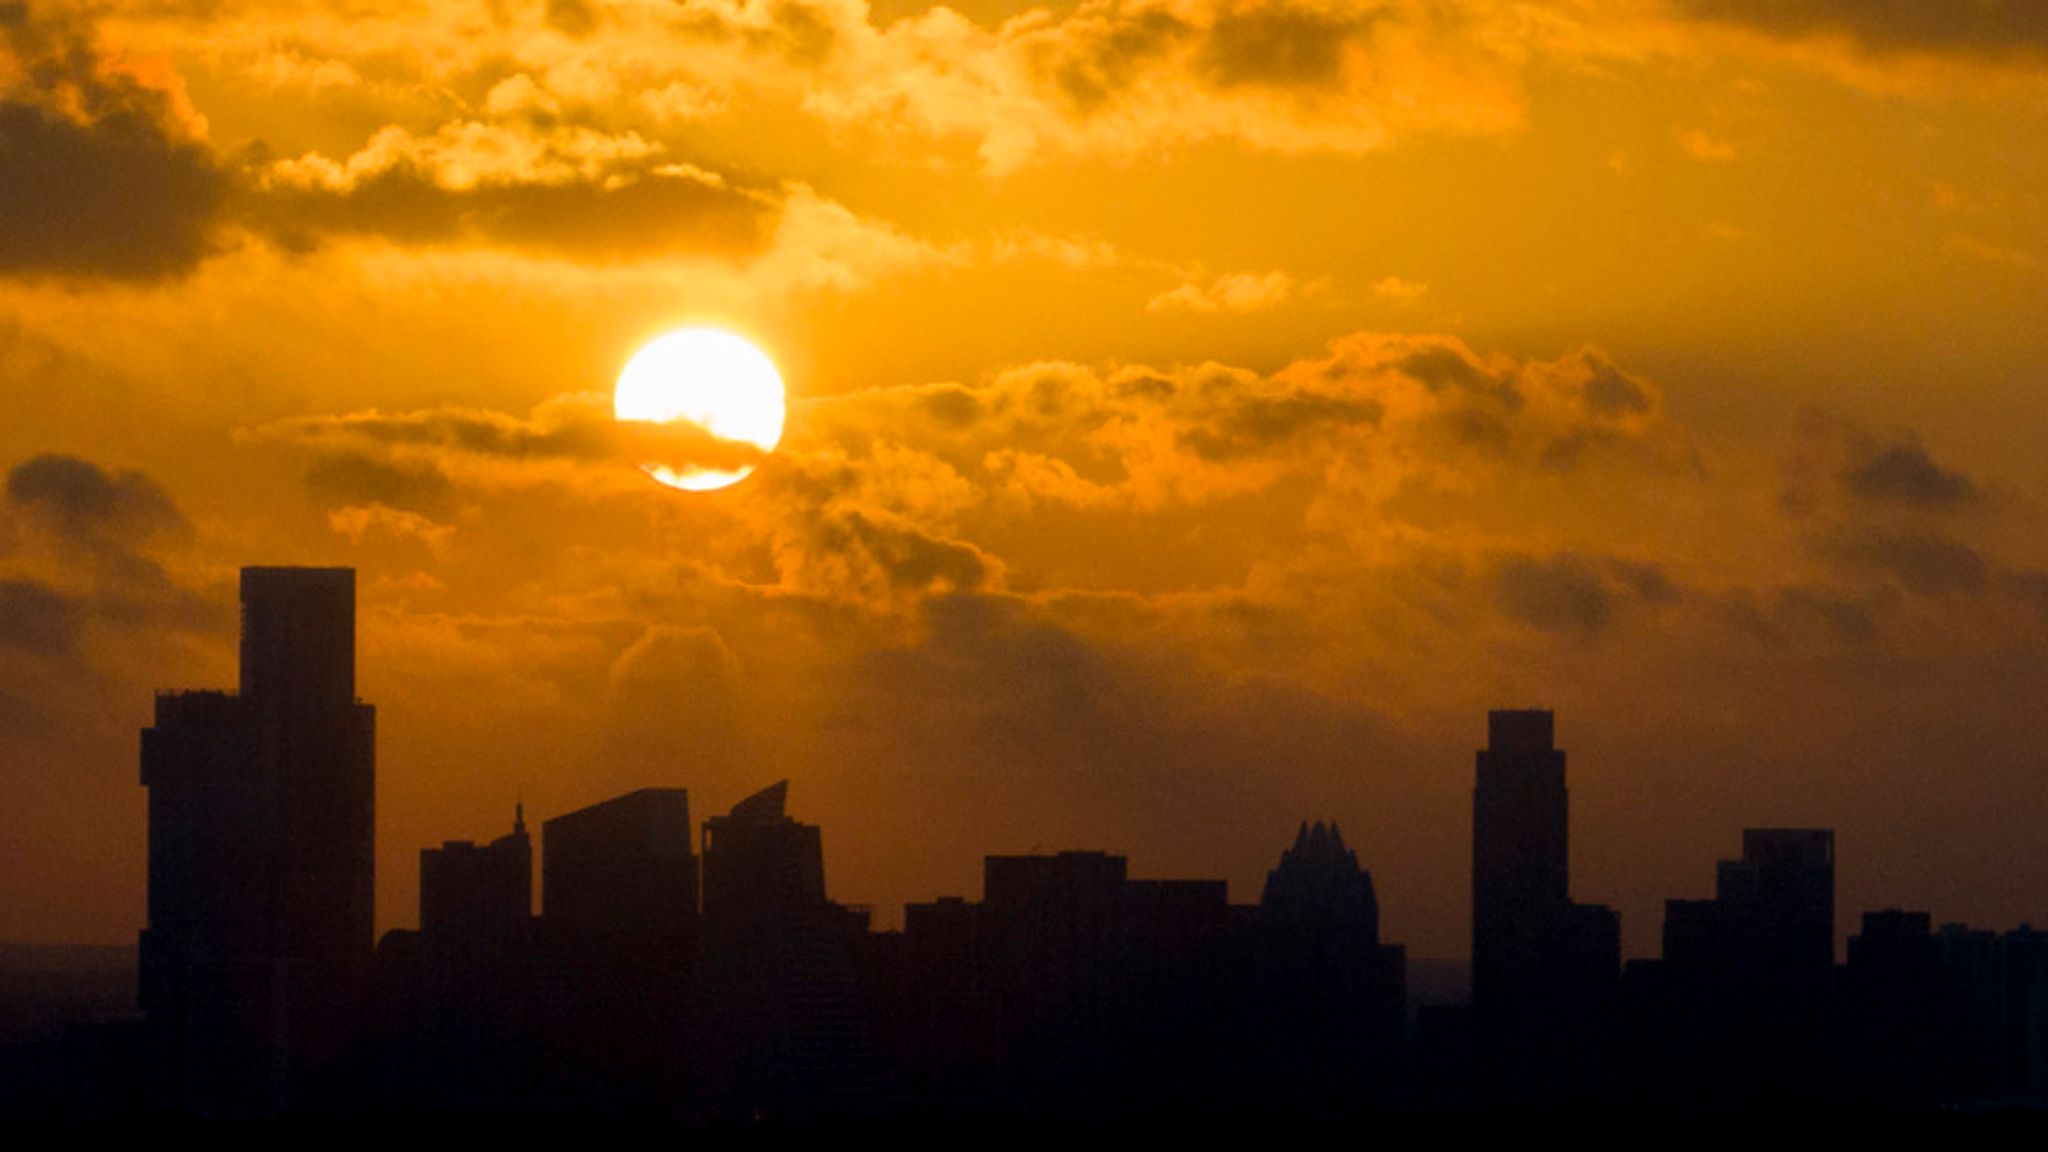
[1472,709,1570,1016]
[242,569,377,1007]
[536,788,699,1110]
[1469,709,1619,1101]
[239,567,357,714]
[141,567,376,1115]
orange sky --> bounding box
[3,0,2047,958]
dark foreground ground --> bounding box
[4,947,2046,1132]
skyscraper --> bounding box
[537,788,698,1113]
[140,567,376,1115]
[1656,827,1836,1103]
[1257,821,1407,1110]
[1662,828,1835,993]
[701,782,873,1118]
[1469,709,1618,1100]
[543,788,696,942]
[1472,709,1570,1017]
[416,807,533,1111]
[701,782,819,929]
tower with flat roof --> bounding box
[141,567,375,1114]
[1472,709,1571,1018]
[1469,709,1619,1102]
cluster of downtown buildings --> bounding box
[108,568,2048,1118]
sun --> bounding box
[614,327,786,491]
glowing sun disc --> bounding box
[614,328,785,491]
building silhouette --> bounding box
[890,895,982,1109]
[1723,829,1836,985]
[1469,709,1618,1100]
[409,807,534,1111]
[544,788,697,943]
[976,850,1130,1115]
[871,831,1410,1120]
[1114,875,1245,1112]
[421,807,531,945]
[139,567,375,1115]
[111,604,2048,1124]
[700,781,875,1119]
[1255,821,1406,1111]
[1636,827,1836,1105]
[1841,908,1949,1106]
[537,788,698,1114]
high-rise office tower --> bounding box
[417,807,534,1110]
[701,782,872,1118]
[140,567,376,1115]
[1472,709,1570,1017]
[1469,710,1618,1100]
[701,781,822,927]
[976,851,1130,1115]
[1665,828,1836,990]
[543,788,696,942]
[537,788,698,1112]
[1657,827,1835,1103]
[1257,822,1407,1110]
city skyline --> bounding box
[11,538,2048,960]
[113,566,2048,1117]
[134,564,2011,970]
[4,0,2048,973]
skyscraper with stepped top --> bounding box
[140,567,375,1115]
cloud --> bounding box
[821,509,1000,597]
[1177,390,1382,461]
[1198,5,1370,89]
[304,452,457,518]
[5,453,188,543]
[1713,583,1880,647]
[1944,232,2034,268]
[1371,276,1428,304]
[1147,270,1300,314]
[248,120,775,260]
[1577,354,1657,417]
[247,392,772,492]
[0,10,934,272]
[0,2,227,280]
[543,0,601,39]
[1839,435,1979,509]
[1489,551,1677,637]
[1491,552,1617,635]
[1678,127,1737,161]
[0,576,81,655]
[1825,527,1992,599]
[265,120,667,193]
[602,622,751,772]
[0,454,224,712]
[1783,418,1983,519]
[327,503,454,556]
[1680,0,2048,60]
[804,0,1533,171]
